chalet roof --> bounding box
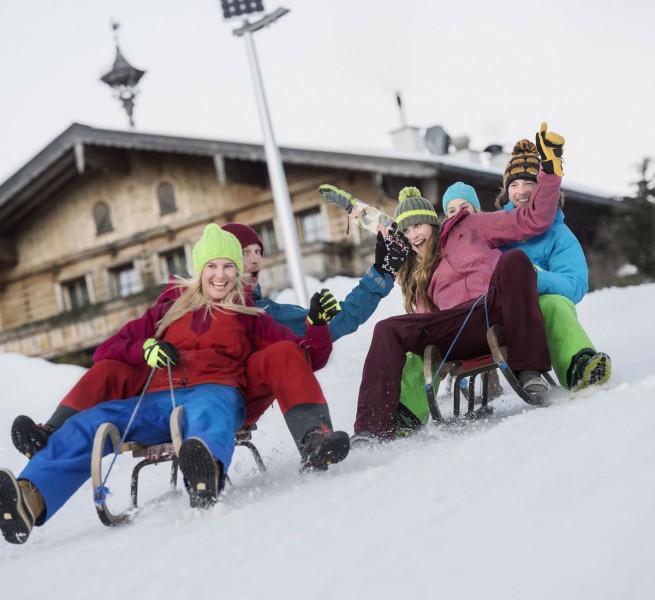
[0,122,618,234]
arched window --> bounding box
[93,201,113,235]
[157,181,177,215]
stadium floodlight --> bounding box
[219,3,309,306]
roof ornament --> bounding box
[100,21,146,128]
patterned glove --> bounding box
[142,338,179,368]
[307,289,342,326]
[535,122,565,176]
[374,222,410,277]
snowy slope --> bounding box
[1,281,654,600]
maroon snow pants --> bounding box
[353,249,551,438]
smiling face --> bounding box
[507,179,538,208]
[403,223,435,256]
[445,198,477,218]
[200,258,238,301]
[241,243,263,286]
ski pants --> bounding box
[50,341,328,431]
[354,250,550,438]
[539,294,595,387]
[21,383,245,523]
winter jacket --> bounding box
[93,297,332,393]
[252,266,394,342]
[425,169,561,311]
[499,205,588,304]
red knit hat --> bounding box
[222,223,264,256]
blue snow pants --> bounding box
[20,383,245,523]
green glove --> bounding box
[307,289,342,326]
[143,338,179,368]
[535,122,565,176]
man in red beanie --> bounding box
[12,222,405,470]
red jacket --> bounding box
[94,297,332,393]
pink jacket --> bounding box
[421,169,562,312]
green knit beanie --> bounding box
[393,187,439,230]
[192,224,243,275]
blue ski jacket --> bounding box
[500,204,588,304]
[252,266,394,342]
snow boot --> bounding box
[568,351,611,391]
[11,415,53,459]
[518,370,549,402]
[178,438,222,509]
[0,470,44,545]
[299,427,350,472]
[349,431,382,449]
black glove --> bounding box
[535,122,565,176]
[143,338,179,368]
[374,222,410,277]
[307,289,342,326]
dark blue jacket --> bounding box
[500,205,588,304]
[252,266,394,341]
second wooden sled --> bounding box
[423,325,557,425]
[91,406,266,527]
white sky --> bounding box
[2,278,655,596]
[0,0,653,197]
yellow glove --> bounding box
[535,122,565,176]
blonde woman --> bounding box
[0,224,343,545]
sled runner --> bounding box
[91,406,266,527]
[423,325,557,424]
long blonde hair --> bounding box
[395,225,441,313]
[155,274,262,338]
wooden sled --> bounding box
[91,406,266,527]
[423,325,557,424]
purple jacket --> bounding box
[423,169,562,311]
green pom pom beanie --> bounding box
[192,224,243,275]
[393,186,439,230]
[442,182,481,214]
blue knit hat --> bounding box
[441,182,481,214]
[192,224,243,275]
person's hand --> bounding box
[142,338,179,368]
[307,289,342,326]
[374,222,410,277]
[535,122,565,176]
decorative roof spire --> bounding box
[100,21,146,128]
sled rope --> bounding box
[94,363,170,505]
[422,293,489,390]
[421,292,508,390]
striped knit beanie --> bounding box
[192,224,243,275]
[393,187,439,230]
[503,139,540,190]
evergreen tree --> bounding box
[618,158,655,280]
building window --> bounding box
[110,263,142,298]
[93,201,113,234]
[297,208,326,244]
[62,277,91,310]
[254,221,279,254]
[157,182,177,215]
[160,247,189,278]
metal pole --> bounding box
[239,22,309,306]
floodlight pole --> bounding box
[232,8,309,306]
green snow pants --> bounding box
[539,294,595,387]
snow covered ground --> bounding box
[1,279,654,600]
